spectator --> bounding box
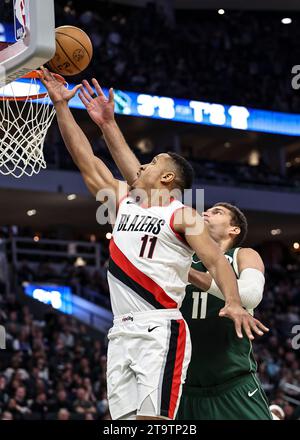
[1,411,13,420]
[73,387,97,415]
[0,375,9,411]
[31,392,49,417]
[57,408,70,421]
[0,291,108,420]
[49,390,72,413]
[85,412,95,420]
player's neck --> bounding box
[218,237,234,253]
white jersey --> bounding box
[108,196,194,316]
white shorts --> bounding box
[106,309,191,420]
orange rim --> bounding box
[0,69,66,101]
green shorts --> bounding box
[176,373,272,420]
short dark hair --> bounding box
[167,152,194,191]
[213,202,248,247]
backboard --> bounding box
[0,0,56,87]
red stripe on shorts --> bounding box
[168,319,186,419]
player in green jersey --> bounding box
[176,202,272,420]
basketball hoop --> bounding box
[0,70,66,178]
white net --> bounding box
[0,74,57,178]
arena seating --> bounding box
[54,1,300,112]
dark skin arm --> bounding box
[40,68,127,201]
[79,79,141,185]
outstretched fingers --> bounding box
[108,87,114,103]
[79,91,90,108]
[220,304,269,341]
[82,80,96,99]
[249,320,264,337]
[255,319,269,333]
[91,78,106,98]
[241,317,254,341]
[234,318,243,339]
[251,318,269,335]
[241,316,269,340]
[80,84,93,103]
[72,84,83,96]
[40,66,54,82]
[81,78,113,103]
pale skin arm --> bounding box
[189,248,264,291]
[238,248,265,273]
[40,68,126,199]
[78,79,141,185]
[173,208,269,340]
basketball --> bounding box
[48,25,93,76]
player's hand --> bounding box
[40,66,82,105]
[219,303,269,340]
[79,78,115,127]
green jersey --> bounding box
[181,247,257,388]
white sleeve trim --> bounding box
[207,268,265,310]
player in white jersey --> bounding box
[41,68,268,420]
[107,194,195,420]
[108,195,194,316]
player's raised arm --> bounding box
[173,208,269,340]
[189,248,265,311]
[78,78,141,185]
[40,68,125,198]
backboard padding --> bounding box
[0,0,56,87]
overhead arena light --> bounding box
[281,18,292,24]
[67,194,77,201]
[218,9,225,15]
[74,257,86,267]
[27,209,37,217]
[293,242,300,250]
[271,229,282,236]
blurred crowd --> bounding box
[53,1,300,112]
[254,266,300,419]
[0,292,110,420]
[44,130,300,191]
[46,148,300,191]
[16,260,110,309]
[0,240,299,420]
[38,1,300,190]
[189,159,300,191]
